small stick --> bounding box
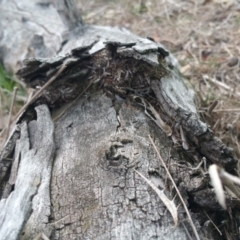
[33,233,50,240]
[213,119,220,130]
[203,210,222,236]
[13,59,73,122]
[49,215,69,225]
[6,87,18,140]
[1,58,75,139]
[180,126,189,150]
[171,159,203,171]
[0,90,4,131]
[42,233,50,240]
[205,75,240,98]
[33,233,42,240]
[208,100,218,115]
[212,108,240,113]
[149,135,200,240]
[199,108,240,113]
[182,222,192,240]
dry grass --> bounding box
[76,0,240,158]
[1,0,240,160]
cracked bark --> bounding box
[50,93,188,239]
[0,0,240,240]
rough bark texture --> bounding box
[0,0,66,73]
[0,105,55,239]
[0,1,240,240]
[50,93,188,239]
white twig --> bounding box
[209,165,226,209]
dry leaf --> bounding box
[135,170,178,227]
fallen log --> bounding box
[0,1,239,239]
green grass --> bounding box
[0,64,16,92]
[0,64,27,114]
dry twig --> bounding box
[5,87,18,140]
[148,135,200,240]
[0,58,76,141]
[203,210,222,236]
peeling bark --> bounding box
[0,105,55,240]
[0,0,240,240]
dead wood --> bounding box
[0,0,240,239]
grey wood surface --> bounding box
[0,0,239,239]
[0,105,55,240]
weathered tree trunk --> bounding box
[0,1,239,240]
